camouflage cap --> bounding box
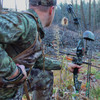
[29,0,57,6]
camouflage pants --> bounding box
[8,68,53,100]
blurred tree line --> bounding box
[53,0,100,32]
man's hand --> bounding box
[68,63,82,73]
[18,65,27,82]
[7,64,27,82]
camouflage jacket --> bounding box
[0,9,61,99]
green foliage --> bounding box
[95,72,100,79]
[53,88,56,94]
[97,53,100,57]
[91,67,97,74]
[90,86,100,99]
[23,95,26,99]
[91,59,95,61]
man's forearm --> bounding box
[34,56,61,70]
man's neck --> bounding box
[29,7,47,27]
[38,14,47,27]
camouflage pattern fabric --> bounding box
[0,9,61,99]
[28,68,53,100]
[7,68,53,100]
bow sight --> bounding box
[66,4,95,93]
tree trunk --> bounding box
[64,0,67,4]
[89,0,91,30]
[75,0,78,15]
[96,0,100,29]
[71,0,73,6]
[93,0,96,32]
[25,0,27,10]
[80,0,87,30]
[15,0,17,11]
[0,0,2,12]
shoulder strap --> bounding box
[22,11,41,33]
[22,11,45,39]
[13,11,40,61]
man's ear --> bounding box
[49,6,55,15]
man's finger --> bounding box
[78,69,81,73]
[74,64,82,69]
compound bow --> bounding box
[65,4,95,98]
